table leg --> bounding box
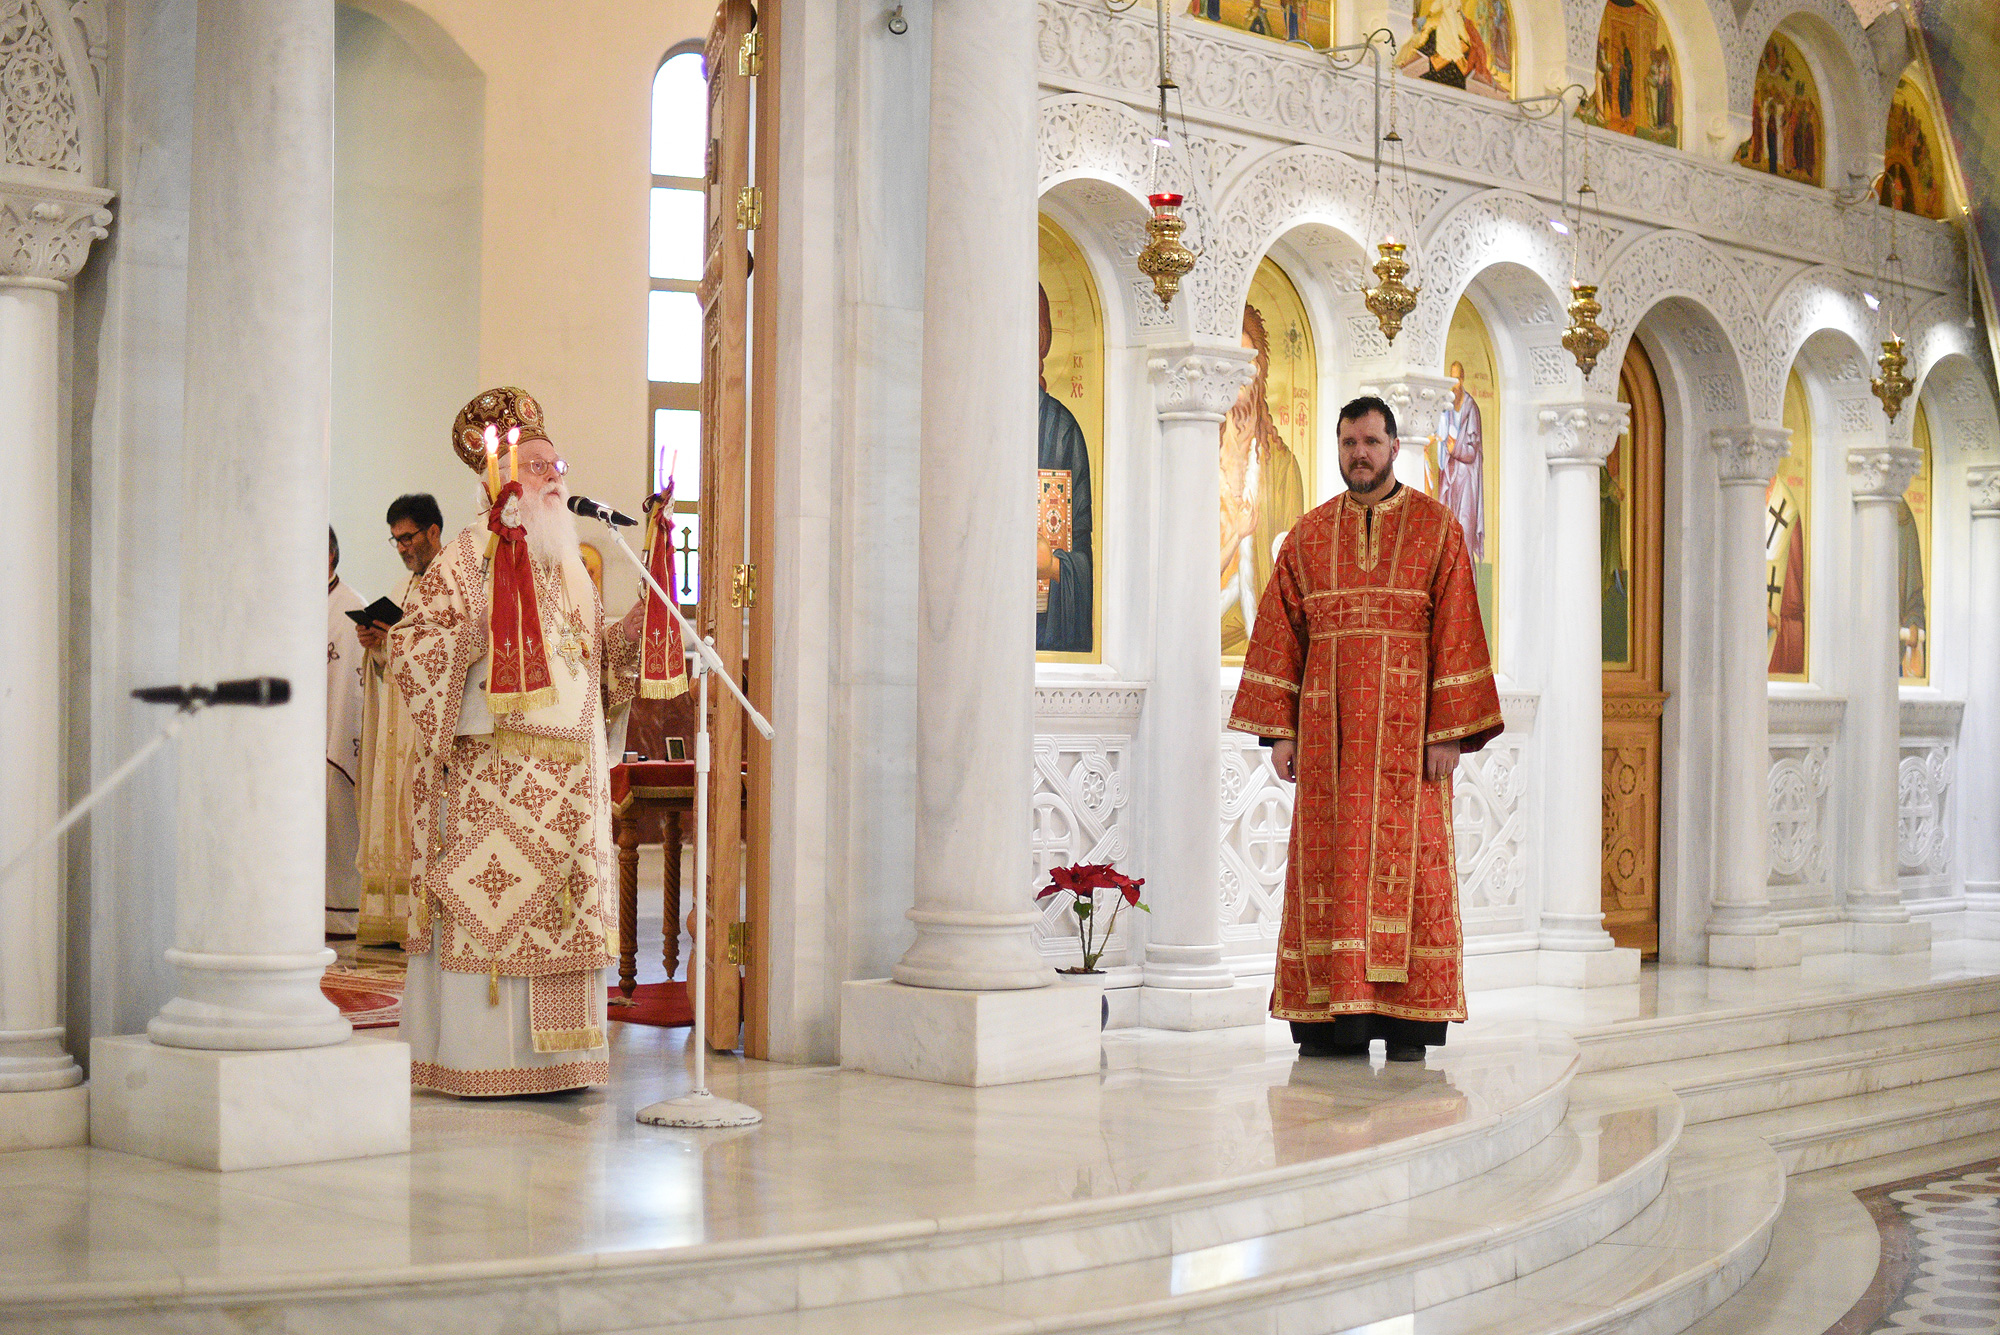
[664,809,683,981]
[615,807,640,999]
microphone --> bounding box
[567,495,639,527]
[132,677,292,708]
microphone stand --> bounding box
[590,517,767,1130]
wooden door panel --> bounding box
[1602,696,1665,955]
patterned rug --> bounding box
[1828,1154,2000,1333]
[607,981,692,1028]
[320,967,404,1030]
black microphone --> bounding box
[132,677,292,708]
[566,495,639,527]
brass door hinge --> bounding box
[731,562,758,608]
[727,920,751,965]
[738,30,763,77]
[735,186,763,231]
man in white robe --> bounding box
[327,527,367,937]
[392,388,642,1096]
[353,493,444,946]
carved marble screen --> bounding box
[1734,31,1824,186]
[1767,371,1812,680]
[1184,0,1332,48]
[1881,73,1949,221]
[1037,215,1105,663]
[1221,257,1317,662]
[1901,404,1935,684]
[1581,0,1680,148]
[1399,0,1516,100]
[1437,296,1500,655]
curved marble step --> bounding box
[0,1033,1580,1335]
[620,1074,1682,1335]
[1631,1013,2000,1123]
[1364,1126,1785,1335]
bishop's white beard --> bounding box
[520,483,583,572]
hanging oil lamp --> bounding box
[1872,335,1913,421]
[1363,239,1419,344]
[1563,281,1611,376]
[1138,192,1196,310]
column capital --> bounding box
[1357,369,1460,441]
[1148,345,1256,423]
[0,179,113,290]
[1847,445,1923,503]
[1538,399,1628,470]
[1970,462,2000,517]
[1710,424,1792,486]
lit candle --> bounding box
[507,426,520,482]
[483,424,499,494]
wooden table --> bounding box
[609,760,694,999]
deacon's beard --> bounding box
[520,482,583,570]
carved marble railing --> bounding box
[1899,698,1964,906]
[1031,684,1145,967]
[1767,695,1843,923]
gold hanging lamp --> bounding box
[1360,58,1421,343]
[1871,335,1913,421]
[1560,118,1612,374]
[1138,192,1195,308]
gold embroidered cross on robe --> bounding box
[1228,486,1502,1026]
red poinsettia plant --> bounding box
[1036,861,1148,974]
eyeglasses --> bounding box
[523,457,569,479]
[389,530,429,549]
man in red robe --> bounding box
[1229,395,1502,1062]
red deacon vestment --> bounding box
[1228,485,1502,1026]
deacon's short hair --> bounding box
[1338,394,1399,442]
[328,525,339,569]
[386,492,444,533]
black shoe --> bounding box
[1298,1041,1371,1058]
[1385,1042,1428,1063]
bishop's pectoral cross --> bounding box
[554,608,591,677]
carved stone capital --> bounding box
[1969,463,2000,518]
[1847,446,1923,503]
[1710,425,1792,486]
[0,180,112,288]
[1148,345,1257,423]
[1537,399,1628,471]
[1358,370,1458,445]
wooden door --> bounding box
[699,0,755,1049]
[1601,340,1667,956]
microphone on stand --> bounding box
[567,495,640,527]
[131,677,292,708]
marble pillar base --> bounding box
[1848,919,1932,955]
[0,1082,87,1151]
[840,978,1099,1086]
[1536,946,1642,988]
[1707,932,1804,970]
[1138,980,1270,1031]
[90,1034,410,1171]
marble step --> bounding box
[1619,1012,2000,1123]
[1711,1066,2000,1174]
[1573,974,2000,1073]
[628,1075,1684,1335]
[1349,1127,1786,1335]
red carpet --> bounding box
[321,968,403,1029]
[608,981,693,1028]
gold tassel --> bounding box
[486,685,562,717]
[531,1026,606,1054]
[488,963,500,1006]
[638,674,691,701]
[493,729,586,764]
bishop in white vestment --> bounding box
[392,388,642,1096]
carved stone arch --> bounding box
[1202,143,1403,345]
[1904,292,1989,418]
[1592,229,1770,417]
[1911,348,2000,465]
[1039,175,1174,345]
[1765,264,1877,392]
[1405,189,1573,371]
[1735,0,1885,185]
[2,0,105,185]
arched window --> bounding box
[650,43,706,606]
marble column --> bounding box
[840,0,1098,1084]
[88,0,410,1170]
[1705,427,1803,968]
[1534,402,1640,986]
[0,185,111,1152]
[1138,347,1266,1030]
[1361,370,1457,496]
[1963,465,2000,937]
[1842,442,1931,953]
